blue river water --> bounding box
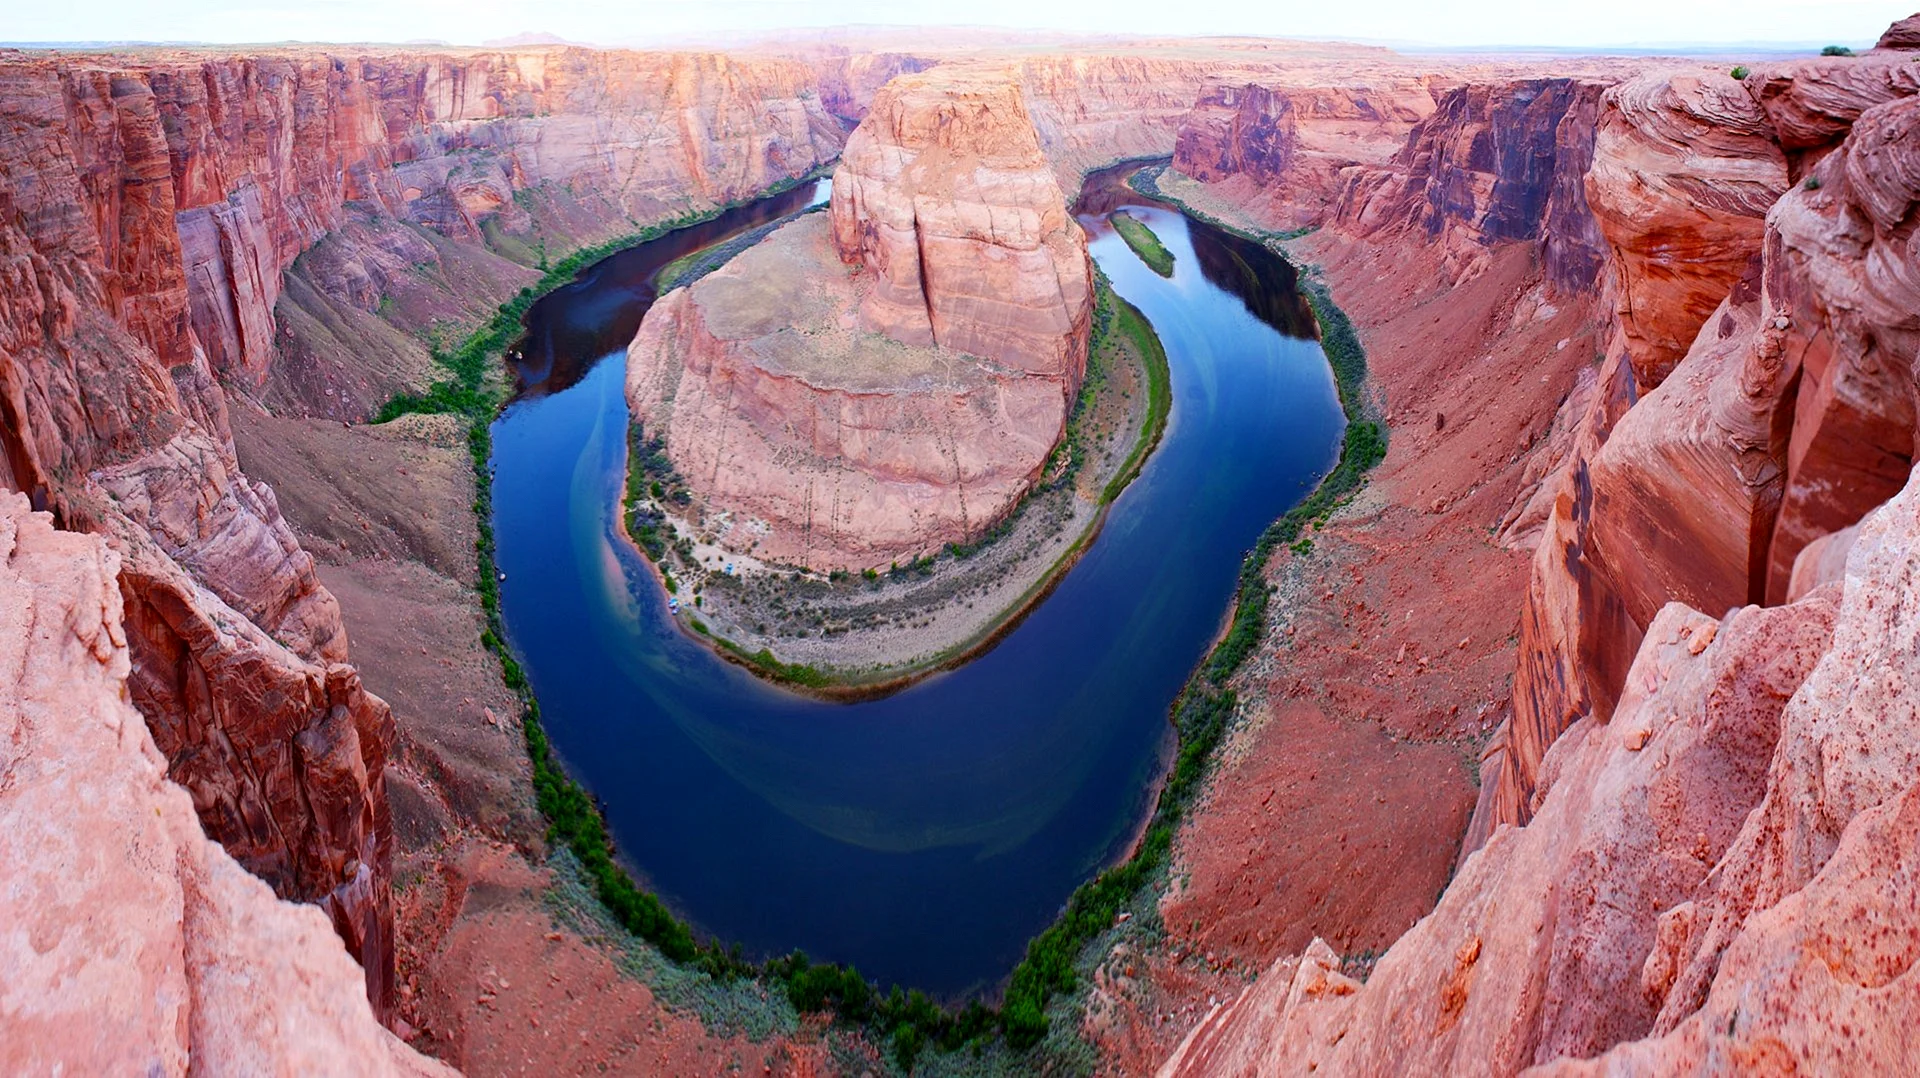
[490,170,1344,996]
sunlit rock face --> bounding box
[830,66,1093,379]
[626,67,1093,573]
[0,494,450,1077]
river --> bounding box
[489,169,1344,996]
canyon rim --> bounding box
[4,4,1920,1077]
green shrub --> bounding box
[1822,45,1854,56]
[1110,210,1176,276]
[1730,65,1750,79]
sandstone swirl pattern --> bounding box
[627,68,1092,572]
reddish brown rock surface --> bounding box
[830,67,1092,374]
[1155,17,1920,1077]
[0,494,448,1076]
[628,68,1092,572]
[1172,81,1435,233]
[0,41,852,1034]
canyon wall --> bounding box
[1498,45,1920,831]
[830,67,1092,375]
[0,494,449,1076]
[627,67,1092,572]
[0,43,848,1029]
[1172,80,1435,232]
[1325,77,1611,293]
[1160,23,1920,1076]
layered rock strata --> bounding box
[1160,19,1920,1076]
[1501,44,1920,831]
[1171,81,1435,234]
[0,494,449,1076]
[628,69,1092,572]
[1327,78,1612,292]
[0,44,849,1020]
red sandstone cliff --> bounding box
[625,68,1092,572]
[0,43,849,1033]
[830,67,1092,376]
[1157,20,1920,1076]
[0,493,450,1076]
[1173,81,1435,233]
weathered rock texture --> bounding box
[1171,81,1435,233]
[0,43,848,1022]
[830,67,1092,373]
[1160,18,1920,1076]
[628,69,1092,571]
[1499,47,1920,833]
[1166,465,1920,1076]
[1329,78,1611,292]
[0,494,450,1076]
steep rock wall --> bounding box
[632,68,1091,572]
[0,494,449,1076]
[1500,47,1919,832]
[1160,21,1920,1076]
[829,66,1092,377]
[0,44,849,1020]
[1171,81,1434,233]
[1329,78,1611,293]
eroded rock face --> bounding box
[628,216,1072,572]
[1162,18,1920,1075]
[624,68,1091,572]
[829,67,1092,377]
[1332,78,1611,292]
[1163,585,1841,1076]
[0,44,850,1022]
[1167,454,1920,1073]
[0,495,448,1077]
[1497,46,1920,830]
[1585,71,1788,387]
[1171,81,1434,234]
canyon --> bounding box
[2,16,1918,1078]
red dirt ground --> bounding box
[1087,237,1609,1073]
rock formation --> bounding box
[1159,18,1920,1075]
[1501,45,1920,832]
[1171,81,1435,234]
[0,42,849,1025]
[830,68,1092,373]
[0,494,449,1076]
[1329,78,1611,291]
[626,68,1092,571]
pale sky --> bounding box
[3,0,1910,51]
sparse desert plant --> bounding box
[1730,65,1750,79]
[1822,45,1854,56]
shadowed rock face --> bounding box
[1331,78,1610,292]
[0,494,449,1077]
[0,44,850,1025]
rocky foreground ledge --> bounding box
[0,494,447,1075]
